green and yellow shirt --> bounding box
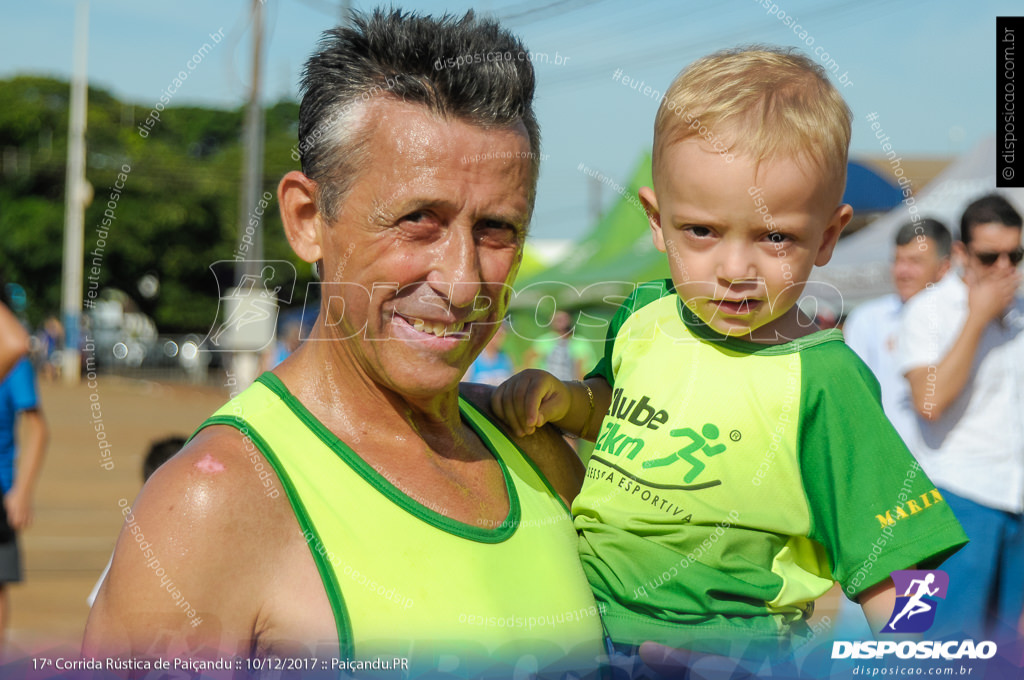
[574,280,967,655]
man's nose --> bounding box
[427,227,482,309]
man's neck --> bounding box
[273,324,466,453]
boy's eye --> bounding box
[766,231,789,244]
[683,225,713,238]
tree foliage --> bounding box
[0,76,309,332]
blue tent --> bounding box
[842,160,903,213]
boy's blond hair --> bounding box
[653,46,851,202]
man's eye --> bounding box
[476,220,518,244]
[402,211,427,224]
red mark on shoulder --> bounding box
[194,453,225,474]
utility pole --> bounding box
[60,0,89,384]
[228,0,268,390]
[237,0,265,284]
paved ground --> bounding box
[6,375,230,658]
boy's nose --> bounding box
[717,244,758,283]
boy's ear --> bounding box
[814,203,854,267]
[638,187,665,253]
[278,170,325,265]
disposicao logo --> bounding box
[831,569,998,661]
[883,569,947,633]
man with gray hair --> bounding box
[843,218,952,451]
[84,10,605,677]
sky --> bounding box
[0,0,1014,241]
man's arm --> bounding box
[4,408,47,530]
[905,271,1019,420]
[0,302,29,381]
[83,428,270,661]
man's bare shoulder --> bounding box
[459,382,585,506]
[138,425,292,538]
[84,425,301,657]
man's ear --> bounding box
[952,240,969,266]
[638,187,665,253]
[814,203,854,267]
[278,170,324,264]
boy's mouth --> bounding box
[712,298,761,315]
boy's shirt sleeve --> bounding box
[586,280,674,387]
[797,342,967,600]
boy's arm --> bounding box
[4,408,47,530]
[858,577,898,635]
[491,370,611,440]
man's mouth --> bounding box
[394,313,470,339]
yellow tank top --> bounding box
[195,373,606,677]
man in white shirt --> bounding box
[844,219,951,451]
[898,194,1024,641]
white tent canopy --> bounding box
[806,136,1023,316]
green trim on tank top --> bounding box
[194,413,354,660]
[675,296,845,355]
[256,372,522,544]
[457,389,572,517]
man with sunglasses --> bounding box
[898,193,1024,642]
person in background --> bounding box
[526,310,596,381]
[0,350,47,637]
[844,218,952,450]
[0,303,29,382]
[464,323,515,386]
[37,317,64,381]
[899,193,1024,641]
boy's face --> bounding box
[640,138,852,342]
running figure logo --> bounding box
[883,570,949,633]
[203,260,297,352]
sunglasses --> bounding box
[972,247,1024,266]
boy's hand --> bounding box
[491,369,572,438]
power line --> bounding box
[539,0,888,91]
[500,0,597,22]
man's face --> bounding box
[962,222,1023,282]
[892,238,950,303]
[316,100,533,397]
[641,138,849,342]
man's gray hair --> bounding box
[298,8,541,220]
